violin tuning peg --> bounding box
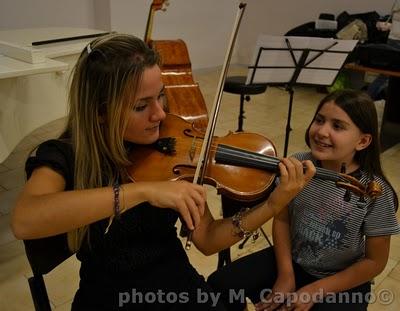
[340,162,346,173]
[366,181,383,199]
[344,190,351,202]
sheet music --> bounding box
[246,34,358,86]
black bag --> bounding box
[285,21,336,38]
[356,43,400,71]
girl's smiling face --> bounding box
[308,101,371,172]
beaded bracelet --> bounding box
[232,208,260,241]
[232,208,252,239]
[112,181,121,220]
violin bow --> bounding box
[185,2,248,250]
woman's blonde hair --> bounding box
[62,34,160,252]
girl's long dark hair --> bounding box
[305,89,398,208]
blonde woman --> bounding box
[12,34,315,310]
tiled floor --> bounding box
[0,66,399,310]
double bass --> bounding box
[144,0,209,131]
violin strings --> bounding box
[217,149,279,167]
[172,138,278,159]
[166,138,342,182]
[217,147,341,182]
[315,167,341,181]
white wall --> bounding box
[0,0,96,29]
[93,0,111,30]
[0,0,394,69]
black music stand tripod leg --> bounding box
[283,87,294,157]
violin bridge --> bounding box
[189,136,197,161]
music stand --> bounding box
[246,35,358,156]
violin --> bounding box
[128,113,276,202]
[144,0,209,131]
[131,2,382,250]
[127,113,382,203]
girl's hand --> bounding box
[268,158,315,214]
[145,180,206,230]
[255,275,296,311]
[277,284,319,311]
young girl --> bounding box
[11,34,315,310]
[208,89,400,311]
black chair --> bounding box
[223,76,267,132]
[23,234,73,311]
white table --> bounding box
[0,28,108,163]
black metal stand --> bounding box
[247,38,350,156]
[281,44,310,156]
[238,94,248,132]
[283,88,294,157]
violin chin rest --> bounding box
[152,137,176,154]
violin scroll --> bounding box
[366,180,383,199]
[144,0,170,44]
[151,0,169,12]
[336,174,382,199]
